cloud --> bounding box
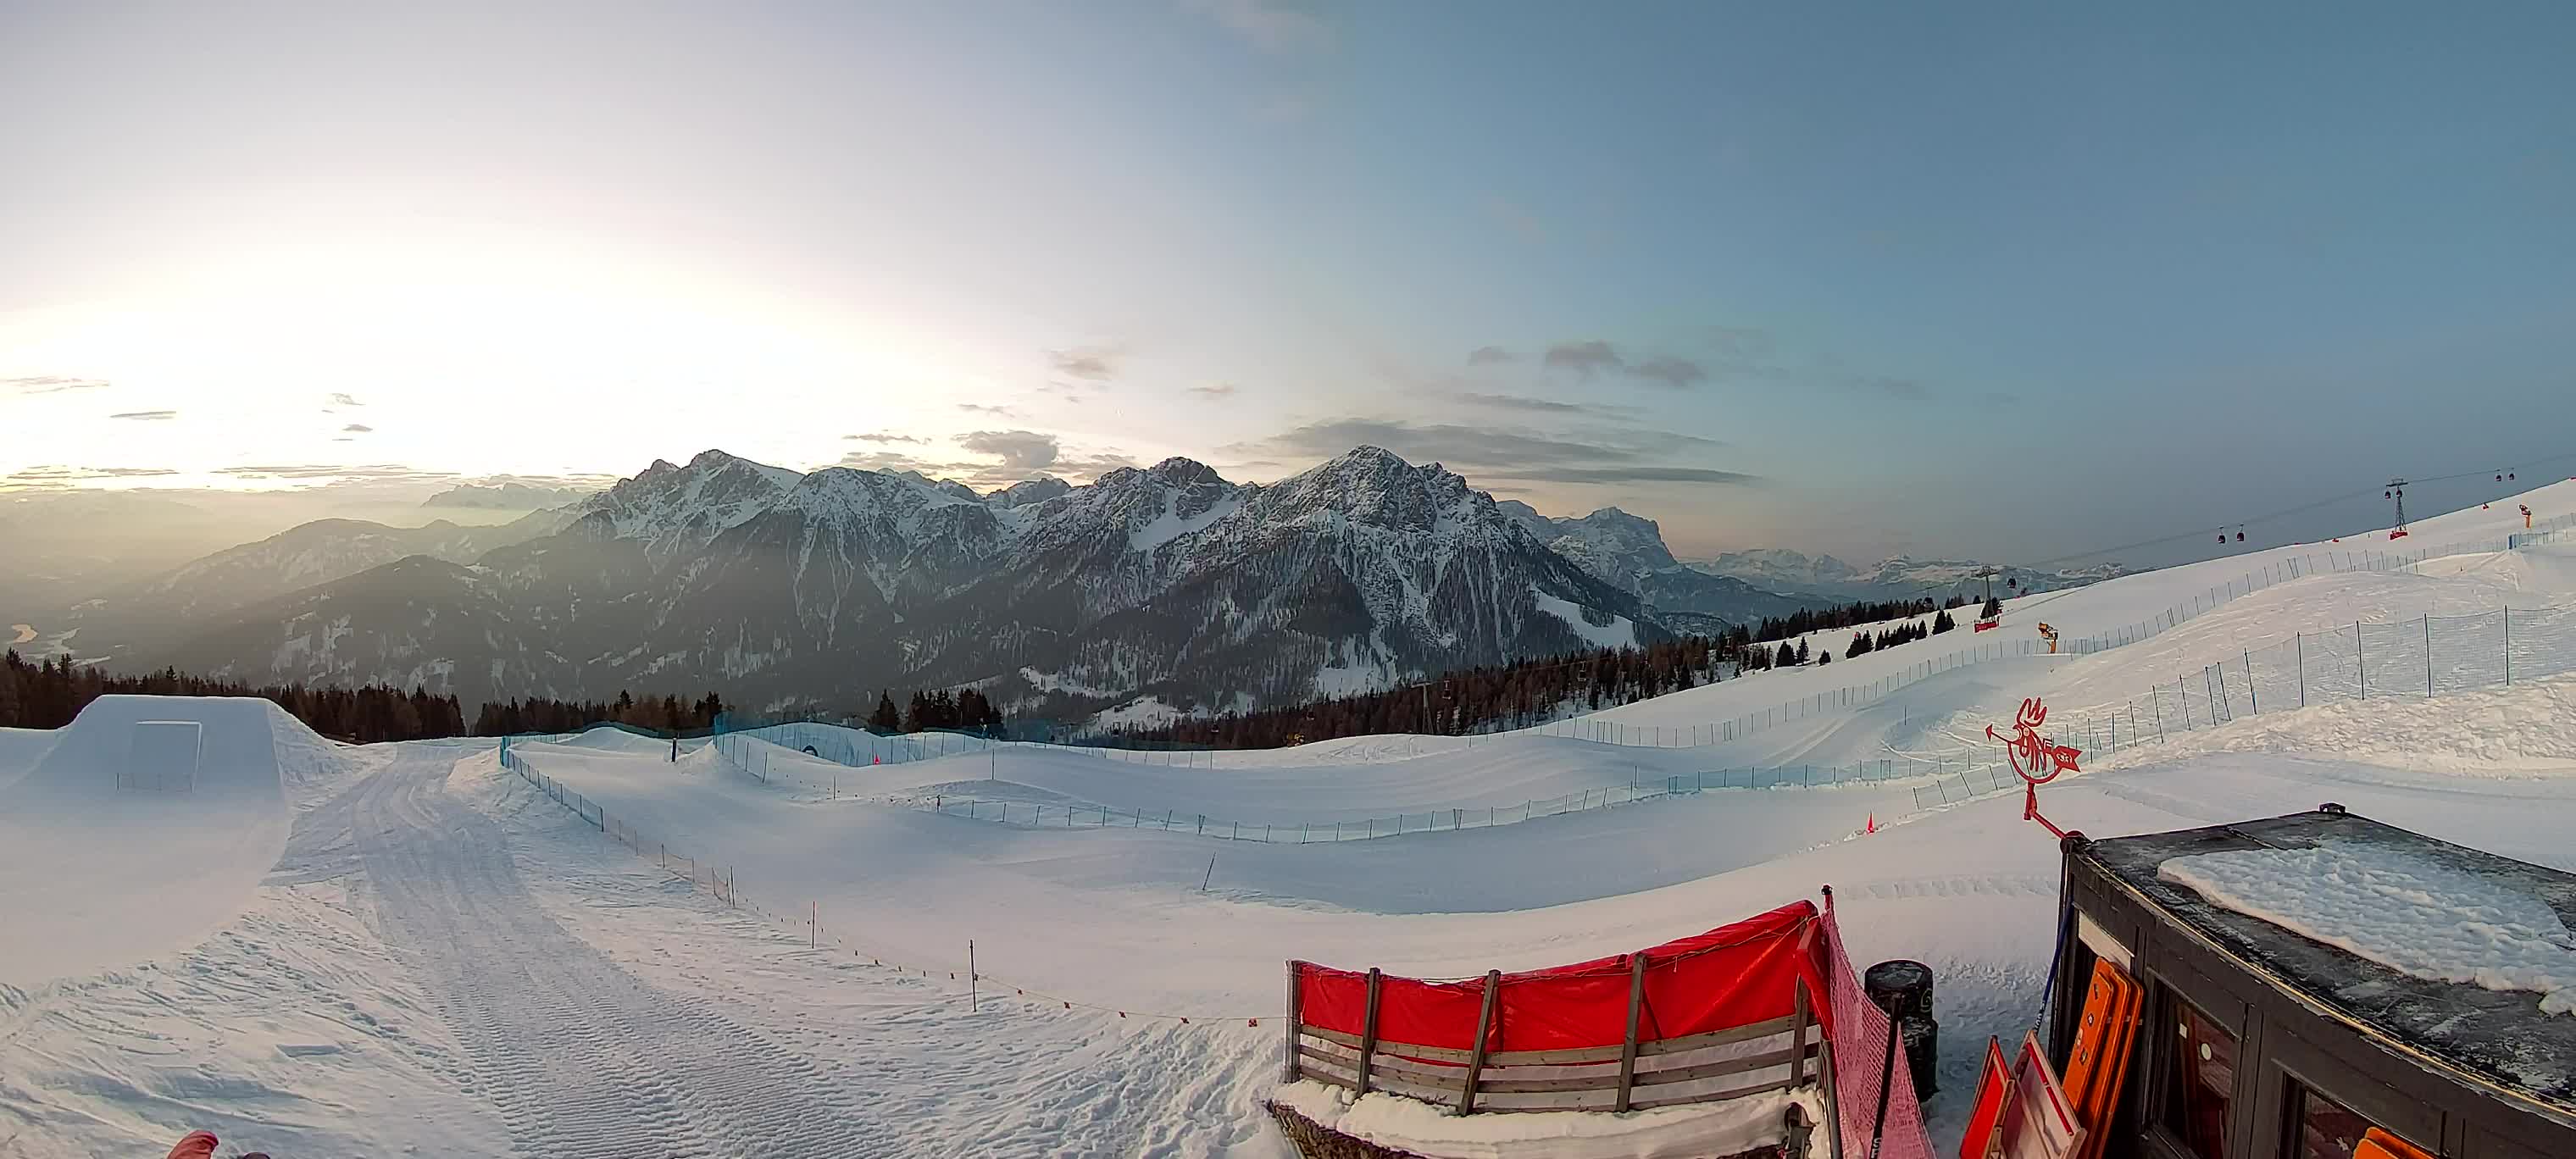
[1482,466,1761,485]
[4,375,109,394]
[1466,346,1517,366]
[1047,345,1124,382]
[341,423,374,433]
[1630,356,1708,390]
[2,463,183,490]
[837,441,1133,488]
[845,431,927,444]
[1187,384,1238,399]
[210,463,458,483]
[957,430,1060,472]
[330,392,364,407]
[1446,391,1636,419]
[1228,418,1748,489]
[956,403,1019,416]
[1541,340,1624,377]
[108,409,178,420]
[1184,0,1333,53]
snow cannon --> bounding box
[1269,892,1935,1159]
[1962,807,2576,1158]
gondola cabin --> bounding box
[2043,807,2576,1159]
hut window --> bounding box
[2162,990,2238,1158]
[2284,1083,2379,1159]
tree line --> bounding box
[1126,636,1733,749]
[1126,592,1984,749]
[1,650,468,742]
[471,690,727,737]
[865,687,1006,735]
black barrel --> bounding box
[1866,959,1939,1098]
[1864,959,1935,1019]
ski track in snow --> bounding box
[348,749,881,1156]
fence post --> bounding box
[2424,615,2434,697]
[1615,951,1651,1112]
[2505,605,2512,685]
[969,940,978,1012]
[2297,633,2307,707]
[2180,677,2190,729]
[1460,969,1502,1114]
[1357,968,1383,1095]
[2357,622,2367,698]
[2246,650,2258,714]
[1284,962,1305,1083]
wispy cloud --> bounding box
[1466,346,1517,366]
[1047,345,1124,382]
[1630,355,1708,390]
[1187,383,1239,398]
[341,423,374,433]
[1184,0,1333,53]
[1229,418,1750,488]
[1446,391,1636,419]
[958,430,1060,472]
[838,437,1132,488]
[4,375,109,395]
[957,402,1019,416]
[108,409,178,420]
[211,463,459,483]
[846,431,926,444]
[2,463,181,491]
[1541,340,1624,378]
[330,392,364,407]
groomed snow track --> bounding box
[347,748,877,1157]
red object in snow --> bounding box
[1974,618,2000,632]
[1295,901,1827,1053]
[166,1133,219,1159]
[2389,529,2409,541]
[1986,697,2082,840]
[1957,1037,2014,1159]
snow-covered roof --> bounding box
[2083,809,2576,1111]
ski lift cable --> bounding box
[2012,449,2576,570]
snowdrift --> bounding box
[0,695,346,985]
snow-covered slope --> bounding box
[8,480,2576,1156]
[0,695,351,987]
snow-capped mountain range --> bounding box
[81,446,2122,719]
[1691,547,2126,605]
[132,449,1663,718]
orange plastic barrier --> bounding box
[2355,1127,2436,1159]
[2060,959,2142,1159]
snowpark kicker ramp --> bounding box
[0,695,330,985]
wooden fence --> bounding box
[1283,959,1827,1116]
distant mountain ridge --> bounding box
[90,447,2127,724]
[422,481,601,510]
[137,447,1668,720]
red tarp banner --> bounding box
[1296,901,1827,1054]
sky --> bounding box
[3,0,2572,565]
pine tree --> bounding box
[1981,595,2003,618]
[869,690,901,732]
[1792,640,1810,665]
